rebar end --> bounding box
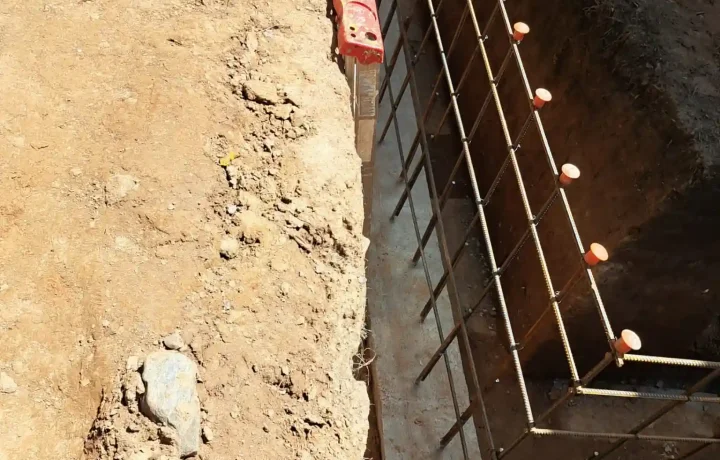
[533,88,552,109]
[513,22,530,42]
[614,329,642,355]
[559,163,580,186]
[584,243,608,266]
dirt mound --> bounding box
[0,1,368,459]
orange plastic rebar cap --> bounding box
[533,88,552,108]
[513,22,530,41]
[614,329,642,355]
[559,163,580,186]
[584,243,608,266]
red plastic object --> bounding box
[333,0,384,65]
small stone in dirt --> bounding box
[202,426,214,443]
[304,414,325,427]
[225,165,240,188]
[71,167,83,177]
[126,356,142,371]
[127,423,141,433]
[129,451,153,460]
[162,331,185,350]
[31,141,50,150]
[227,204,238,215]
[237,191,263,210]
[242,80,280,105]
[102,319,111,328]
[281,366,290,376]
[141,351,201,458]
[8,135,25,148]
[105,174,139,205]
[0,372,18,394]
[233,211,273,244]
[272,104,293,120]
[245,31,259,53]
[219,237,241,259]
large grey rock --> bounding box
[141,351,200,458]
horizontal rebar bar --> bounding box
[576,387,720,404]
[623,354,720,369]
[532,428,720,444]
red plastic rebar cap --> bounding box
[333,0,384,65]
[584,243,608,267]
[614,329,642,355]
[559,163,580,186]
[513,22,530,42]
[533,88,552,109]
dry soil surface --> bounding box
[0,1,369,459]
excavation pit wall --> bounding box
[425,0,720,382]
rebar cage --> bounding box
[373,0,720,458]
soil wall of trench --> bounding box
[427,0,720,379]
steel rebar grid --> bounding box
[381,2,502,457]
[493,0,621,356]
[588,367,720,460]
[388,2,507,457]
[412,0,544,437]
[395,2,500,188]
[497,353,616,458]
[379,0,720,458]
[417,110,544,322]
[379,21,472,460]
[378,0,453,143]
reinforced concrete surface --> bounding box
[364,1,481,458]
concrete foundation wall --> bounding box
[430,0,720,377]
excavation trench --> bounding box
[363,0,720,459]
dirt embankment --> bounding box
[0,1,369,459]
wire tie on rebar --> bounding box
[509,343,520,352]
[512,22,530,42]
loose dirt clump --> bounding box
[0,1,368,459]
